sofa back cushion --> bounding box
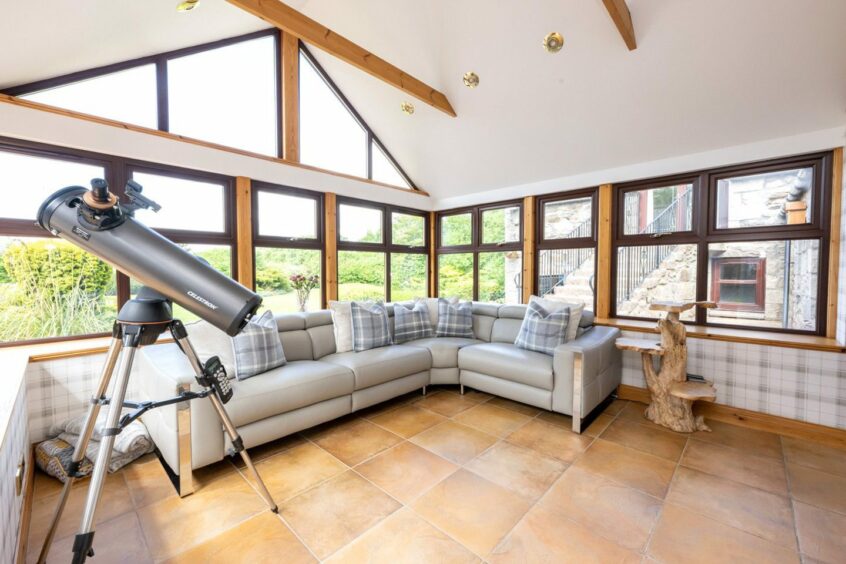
[514,301,571,355]
[393,302,434,343]
[436,300,474,338]
[491,304,527,343]
[351,301,392,351]
[186,320,236,376]
[233,310,287,380]
[471,303,497,342]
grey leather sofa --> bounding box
[135,302,621,495]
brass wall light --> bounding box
[463,72,480,88]
[177,0,200,12]
[543,32,564,53]
[400,101,415,115]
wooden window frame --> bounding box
[710,257,766,312]
[534,188,599,310]
[336,196,429,302]
[435,200,524,302]
[610,151,833,335]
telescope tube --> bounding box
[37,185,261,336]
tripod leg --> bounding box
[71,328,139,564]
[37,329,122,564]
[173,330,278,513]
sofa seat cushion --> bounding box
[322,345,431,390]
[224,360,354,427]
[458,343,553,390]
[405,337,482,368]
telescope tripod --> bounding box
[37,318,278,564]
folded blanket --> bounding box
[50,413,152,455]
[58,432,154,473]
[35,438,93,483]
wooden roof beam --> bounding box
[602,0,637,50]
[226,0,457,117]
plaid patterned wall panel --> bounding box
[0,380,29,562]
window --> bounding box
[536,190,597,309]
[253,183,323,312]
[437,201,523,303]
[337,198,428,302]
[130,171,227,233]
[372,141,411,188]
[612,153,831,334]
[168,36,278,155]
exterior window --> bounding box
[130,171,227,233]
[339,204,383,244]
[253,183,323,312]
[391,253,427,301]
[536,190,597,309]
[482,206,521,244]
[441,213,472,247]
[438,253,474,301]
[392,213,425,247]
[338,251,386,301]
[20,65,158,128]
[372,141,410,188]
[479,251,522,303]
[612,153,830,334]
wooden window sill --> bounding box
[1,335,174,363]
[594,317,845,353]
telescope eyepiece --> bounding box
[90,178,111,203]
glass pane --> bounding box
[300,52,367,177]
[257,191,317,239]
[390,253,427,301]
[481,206,520,244]
[22,65,158,128]
[391,212,425,247]
[131,172,226,232]
[168,36,278,155]
[0,236,116,342]
[543,197,593,240]
[255,247,322,312]
[339,204,382,243]
[616,244,698,320]
[623,184,693,235]
[372,141,410,188]
[438,253,473,300]
[479,251,522,304]
[0,149,104,220]
[441,213,472,247]
[720,261,759,281]
[708,240,819,331]
[538,248,595,309]
[716,167,813,229]
[130,244,231,323]
[338,251,385,301]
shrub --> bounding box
[3,240,112,300]
[255,267,290,294]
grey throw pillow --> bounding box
[393,302,433,343]
[436,299,474,338]
[351,301,391,352]
[514,301,571,355]
[232,310,286,380]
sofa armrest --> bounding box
[552,326,622,431]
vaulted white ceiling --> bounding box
[2,0,845,203]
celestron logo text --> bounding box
[187,291,219,310]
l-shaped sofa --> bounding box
[135,302,621,495]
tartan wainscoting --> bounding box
[0,381,28,562]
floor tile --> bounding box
[459,388,495,404]
[787,463,846,515]
[485,397,542,417]
[162,512,315,564]
[453,403,532,438]
[506,419,592,463]
[489,502,641,563]
[137,471,265,560]
[666,466,796,550]
[233,434,305,468]
[192,458,237,488]
[359,392,422,419]
[28,471,134,549]
[410,421,498,465]
[648,503,799,564]
[465,441,566,501]
[255,441,348,501]
[413,391,480,417]
[536,410,573,429]
[34,511,152,564]
[694,419,783,459]
[356,442,458,504]
[413,469,531,556]
[618,401,692,434]
[573,439,676,498]
[681,438,788,495]
[793,500,846,563]
[325,507,478,564]
[584,414,615,437]
[603,399,629,416]
[601,417,688,462]
[540,466,662,551]
[369,404,446,438]
[280,470,401,559]
[307,418,402,466]
[782,436,846,477]
[122,454,177,509]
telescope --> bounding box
[35,179,277,564]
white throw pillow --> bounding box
[186,320,236,376]
[329,301,354,353]
[415,296,459,330]
[529,295,584,342]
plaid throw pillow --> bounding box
[351,301,392,352]
[514,301,571,355]
[393,302,433,344]
[232,310,286,380]
[436,299,474,338]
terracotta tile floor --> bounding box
[26,387,846,563]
